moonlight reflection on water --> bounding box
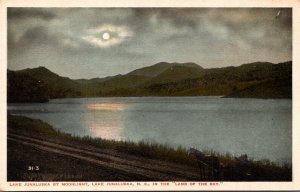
[85,103,126,140]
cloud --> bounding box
[8,8,56,20]
[7,8,292,79]
[82,24,134,48]
[21,26,55,44]
[8,25,84,58]
[61,38,80,48]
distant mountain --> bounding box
[143,64,205,85]
[128,62,203,77]
[7,61,292,102]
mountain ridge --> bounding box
[7,61,292,102]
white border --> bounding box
[0,0,299,191]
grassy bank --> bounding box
[8,115,194,166]
[8,115,292,181]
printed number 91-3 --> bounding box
[28,166,39,171]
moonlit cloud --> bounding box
[62,38,80,48]
[82,24,134,48]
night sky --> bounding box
[8,8,292,79]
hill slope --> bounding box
[224,78,292,99]
[7,70,49,102]
[14,66,82,98]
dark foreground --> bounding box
[7,115,292,181]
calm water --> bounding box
[8,97,292,163]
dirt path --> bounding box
[8,133,200,181]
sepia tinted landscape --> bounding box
[7,8,292,181]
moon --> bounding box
[102,32,110,40]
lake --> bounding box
[8,96,292,164]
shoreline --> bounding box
[7,95,292,104]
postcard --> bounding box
[0,0,299,191]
